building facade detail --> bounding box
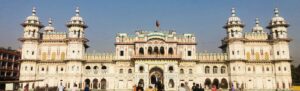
[19,7,292,90]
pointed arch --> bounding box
[60,52,65,60]
[246,52,250,60]
[265,52,269,60]
[51,52,56,60]
[255,52,260,60]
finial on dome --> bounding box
[32,7,36,16]
[156,20,160,28]
[255,18,260,25]
[48,18,52,26]
[231,8,236,16]
[75,7,80,16]
[274,8,279,17]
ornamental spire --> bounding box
[48,18,52,26]
[274,8,279,17]
[255,18,260,26]
[32,7,36,16]
[155,20,160,28]
[75,7,80,16]
[231,8,236,16]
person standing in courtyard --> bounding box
[192,83,196,91]
[71,83,77,91]
[24,84,29,91]
[58,83,64,91]
[184,82,190,91]
[211,85,217,91]
[133,84,137,91]
[199,84,204,91]
[84,85,90,91]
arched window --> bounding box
[93,66,98,70]
[41,67,44,71]
[168,66,174,73]
[160,47,165,55]
[248,67,251,71]
[284,67,287,71]
[278,67,281,71]
[101,66,107,70]
[213,66,218,74]
[148,47,152,55]
[180,69,184,74]
[139,47,144,55]
[168,48,174,55]
[85,66,91,70]
[189,69,192,74]
[120,51,124,56]
[233,67,235,71]
[25,66,27,71]
[128,69,132,73]
[205,66,210,74]
[139,66,144,73]
[188,51,192,56]
[221,66,226,74]
[101,66,107,73]
[119,69,123,74]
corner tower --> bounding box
[66,7,88,60]
[20,7,44,60]
[222,8,245,60]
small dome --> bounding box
[270,8,287,25]
[224,8,244,29]
[26,7,39,21]
[66,7,87,28]
[44,18,55,32]
[226,8,243,25]
[252,18,264,33]
[70,7,84,22]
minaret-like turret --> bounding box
[66,7,89,60]
[267,8,289,39]
[44,18,55,33]
[223,8,244,39]
[21,7,44,39]
[222,8,245,60]
[20,7,44,60]
[267,8,291,60]
[66,7,87,38]
[252,18,264,33]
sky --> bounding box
[0,0,299,65]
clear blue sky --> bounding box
[0,0,299,65]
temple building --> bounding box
[18,7,292,90]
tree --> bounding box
[291,64,300,85]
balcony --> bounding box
[131,54,181,60]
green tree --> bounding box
[291,64,300,85]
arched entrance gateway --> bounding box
[149,67,164,89]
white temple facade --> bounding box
[19,7,292,91]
